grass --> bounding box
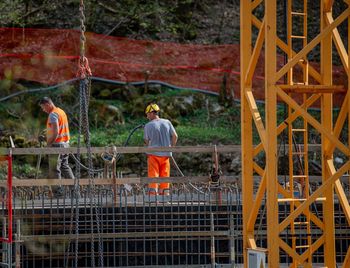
[71,120,240,147]
[176,125,239,145]
[69,103,242,147]
[67,86,243,147]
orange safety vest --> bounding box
[46,107,70,144]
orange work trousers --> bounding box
[147,155,170,193]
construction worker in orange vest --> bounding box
[144,103,178,195]
[39,97,75,184]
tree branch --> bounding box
[97,1,118,14]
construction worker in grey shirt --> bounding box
[144,103,178,195]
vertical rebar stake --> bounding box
[210,212,216,267]
[15,219,21,268]
[229,213,236,267]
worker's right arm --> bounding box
[47,121,59,146]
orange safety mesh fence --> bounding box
[0,28,244,94]
[0,28,346,106]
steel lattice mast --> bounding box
[240,1,350,267]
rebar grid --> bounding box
[1,183,240,267]
[1,179,350,267]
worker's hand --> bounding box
[38,134,46,143]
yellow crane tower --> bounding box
[240,0,350,267]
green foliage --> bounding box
[0,165,7,180]
[98,0,199,40]
[0,0,23,26]
[1,0,200,41]
[0,79,243,148]
[177,125,238,144]
[13,162,38,178]
[83,90,241,146]
[70,126,144,147]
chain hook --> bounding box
[77,0,92,79]
[76,56,92,79]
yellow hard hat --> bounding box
[145,103,160,114]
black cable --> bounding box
[113,124,145,162]
[170,156,205,194]
[0,77,221,103]
[69,153,103,173]
[123,124,144,146]
[68,124,144,172]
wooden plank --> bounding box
[0,176,238,187]
[21,230,230,241]
[0,144,324,156]
[2,175,346,188]
[0,145,241,155]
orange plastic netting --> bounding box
[0,28,346,106]
[0,28,245,94]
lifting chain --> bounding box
[80,78,104,268]
[79,0,86,59]
[68,1,103,267]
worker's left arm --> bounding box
[171,131,178,146]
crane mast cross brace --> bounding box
[240,1,350,267]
